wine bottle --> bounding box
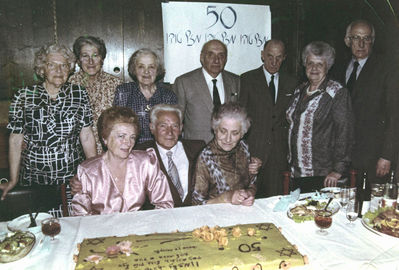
[382,171,398,208]
[357,172,368,217]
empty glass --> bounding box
[340,187,350,208]
[369,183,384,212]
[346,200,359,225]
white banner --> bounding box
[162,1,271,83]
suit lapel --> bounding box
[194,69,214,113]
[351,55,375,99]
[181,140,195,205]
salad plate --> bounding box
[287,199,341,223]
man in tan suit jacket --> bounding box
[173,39,240,143]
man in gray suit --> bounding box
[240,39,297,198]
[173,39,240,143]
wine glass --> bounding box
[314,210,332,235]
[346,200,359,225]
[41,217,61,240]
[340,187,350,209]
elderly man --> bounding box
[240,39,297,198]
[135,104,205,207]
[341,20,399,184]
[173,39,240,143]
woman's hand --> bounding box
[0,180,17,200]
[70,174,82,195]
[248,157,262,175]
[324,172,341,187]
[231,189,255,206]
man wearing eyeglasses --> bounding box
[343,19,399,184]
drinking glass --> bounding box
[340,187,350,209]
[41,217,61,240]
[314,210,332,235]
[346,201,359,225]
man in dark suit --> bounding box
[173,39,240,143]
[135,104,205,207]
[341,20,399,183]
[240,39,297,198]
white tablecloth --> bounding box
[1,195,399,270]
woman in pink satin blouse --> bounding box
[72,107,174,215]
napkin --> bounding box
[273,188,301,212]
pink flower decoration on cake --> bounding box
[85,254,103,264]
[117,241,133,256]
[106,245,120,257]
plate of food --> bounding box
[7,213,53,233]
[287,199,341,223]
[0,231,36,263]
[362,207,399,239]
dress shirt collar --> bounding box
[202,68,223,83]
[156,141,181,159]
[262,66,279,83]
[352,57,368,69]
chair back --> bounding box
[0,185,64,221]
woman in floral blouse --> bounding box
[69,36,123,154]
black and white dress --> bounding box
[8,83,93,186]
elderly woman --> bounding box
[72,107,173,215]
[114,48,177,143]
[192,102,262,206]
[1,44,96,200]
[69,36,123,154]
[286,41,354,193]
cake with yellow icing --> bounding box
[74,223,307,269]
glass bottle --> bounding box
[382,170,398,208]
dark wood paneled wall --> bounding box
[1,0,398,101]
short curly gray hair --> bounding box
[302,41,335,71]
[211,102,251,137]
[73,35,107,60]
[128,48,165,82]
[34,44,76,80]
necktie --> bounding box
[166,151,184,199]
[269,75,276,104]
[212,79,221,107]
[346,61,359,94]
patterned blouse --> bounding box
[114,81,178,143]
[69,70,123,154]
[192,139,255,205]
[286,78,354,178]
[7,83,93,186]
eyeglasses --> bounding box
[80,53,101,62]
[349,35,373,44]
[46,62,69,71]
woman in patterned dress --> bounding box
[286,41,354,193]
[0,44,96,200]
[114,49,177,143]
[69,36,123,154]
[192,103,261,206]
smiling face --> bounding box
[200,41,227,78]
[150,111,182,150]
[135,54,157,88]
[103,123,137,160]
[305,54,328,88]
[79,44,103,77]
[346,22,373,60]
[262,42,286,74]
[44,53,69,89]
[215,117,242,152]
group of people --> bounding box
[0,19,397,217]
